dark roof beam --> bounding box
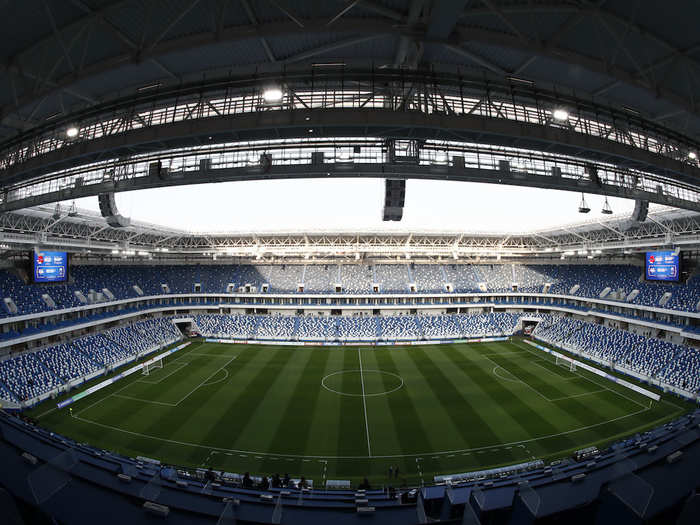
[443,44,508,76]
[353,0,403,22]
[69,0,138,52]
[284,35,381,64]
[478,0,526,43]
[393,0,425,67]
[240,0,277,62]
[464,3,700,81]
[1,16,698,124]
[327,1,360,26]
[43,0,75,72]
[425,0,471,40]
[511,55,537,76]
[145,0,202,54]
[593,10,654,88]
[268,0,305,28]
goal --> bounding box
[142,358,163,376]
[555,356,576,372]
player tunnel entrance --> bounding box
[171,317,199,338]
[519,317,543,336]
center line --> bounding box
[358,348,372,456]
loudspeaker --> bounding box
[631,200,648,222]
[98,193,118,217]
[382,179,405,221]
[98,193,130,228]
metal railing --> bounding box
[3,136,699,211]
[1,68,698,175]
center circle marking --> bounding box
[321,369,404,397]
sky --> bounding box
[69,179,642,234]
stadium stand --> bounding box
[1,264,699,316]
[0,317,181,403]
[1,405,697,523]
[534,316,700,394]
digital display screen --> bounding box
[33,250,68,283]
[645,250,679,282]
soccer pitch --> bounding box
[31,339,689,486]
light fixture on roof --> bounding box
[52,203,61,220]
[68,201,78,217]
[601,197,613,215]
[552,108,569,121]
[65,126,79,138]
[262,87,284,103]
[578,193,591,213]
[689,151,698,160]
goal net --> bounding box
[142,358,163,376]
[555,356,576,372]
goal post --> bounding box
[555,356,576,372]
[142,358,163,376]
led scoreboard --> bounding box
[645,250,679,282]
[33,250,68,283]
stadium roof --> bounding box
[1,1,699,241]
[1,201,698,261]
[2,0,700,140]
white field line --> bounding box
[72,405,654,460]
[186,353,238,358]
[492,366,521,383]
[547,389,608,402]
[513,341,649,410]
[358,348,372,457]
[202,368,229,386]
[72,344,233,417]
[173,354,237,405]
[112,394,176,406]
[119,354,238,407]
[480,352,553,402]
[528,359,579,381]
[137,361,190,384]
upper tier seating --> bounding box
[1,264,698,320]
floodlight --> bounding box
[66,126,79,138]
[552,109,569,121]
[578,193,590,213]
[601,197,613,215]
[689,151,698,160]
[262,87,284,103]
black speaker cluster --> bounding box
[382,179,405,221]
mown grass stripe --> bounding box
[260,348,331,473]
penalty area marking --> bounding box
[83,354,237,410]
[202,368,229,386]
[137,361,190,384]
[492,366,521,383]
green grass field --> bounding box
[29,339,690,486]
